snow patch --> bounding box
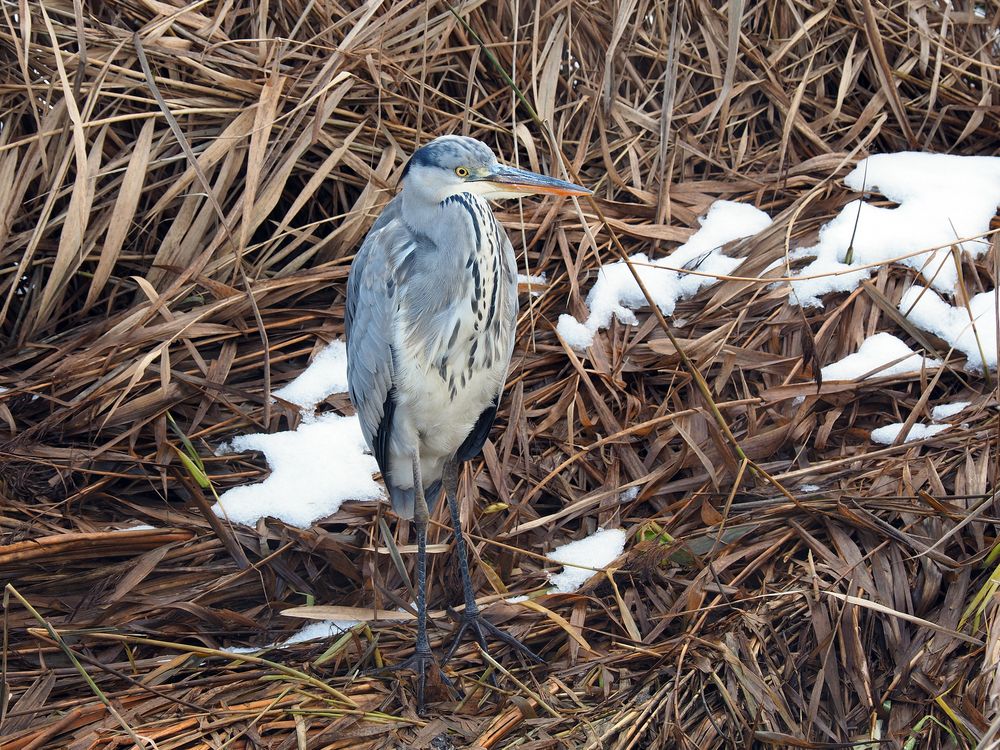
[899,287,998,372]
[620,486,640,502]
[214,412,383,528]
[215,339,384,528]
[273,340,348,414]
[283,619,359,645]
[870,422,950,445]
[517,272,547,297]
[790,152,1000,306]
[223,619,359,654]
[557,315,597,350]
[557,201,772,349]
[547,528,627,593]
[820,332,941,382]
[931,401,971,421]
[111,524,157,532]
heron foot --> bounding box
[443,607,544,668]
[368,648,462,715]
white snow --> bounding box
[798,484,821,492]
[789,256,868,307]
[547,527,627,593]
[790,153,1000,306]
[557,315,597,350]
[221,645,262,655]
[213,412,383,528]
[865,396,970,445]
[820,332,942,381]
[620,486,640,502]
[215,338,384,528]
[870,422,950,445]
[111,524,156,532]
[273,340,348,413]
[283,619,359,644]
[931,401,971,421]
[517,272,548,297]
[899,286,998,372]
[223,619,358,654]
[557,200,772,349]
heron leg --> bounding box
[441,459,543,667]
[368,453,459,715]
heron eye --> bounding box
[455,166,469,178]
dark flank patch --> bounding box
[373,386,397,482]
[456,395,499,462]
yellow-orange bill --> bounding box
[484,164,592,196]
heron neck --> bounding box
[400,189,493,252]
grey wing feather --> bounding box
[345,202,400,475]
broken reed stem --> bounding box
[6,584,153,749]
[23,627,360,709]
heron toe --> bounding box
[443,608,544,667]
[368,648,462,715]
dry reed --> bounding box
[1,1,999,748]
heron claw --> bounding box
[443,608,544,668]
[367,649,462,715]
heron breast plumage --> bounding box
[347,187,517,518]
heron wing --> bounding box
[345,202,403,480]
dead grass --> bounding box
[1,0,999,747]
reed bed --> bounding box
[1,0,999,747]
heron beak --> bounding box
[480,164,591,197]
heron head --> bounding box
[401,135,591,203]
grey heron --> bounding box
[345,135,590,711]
